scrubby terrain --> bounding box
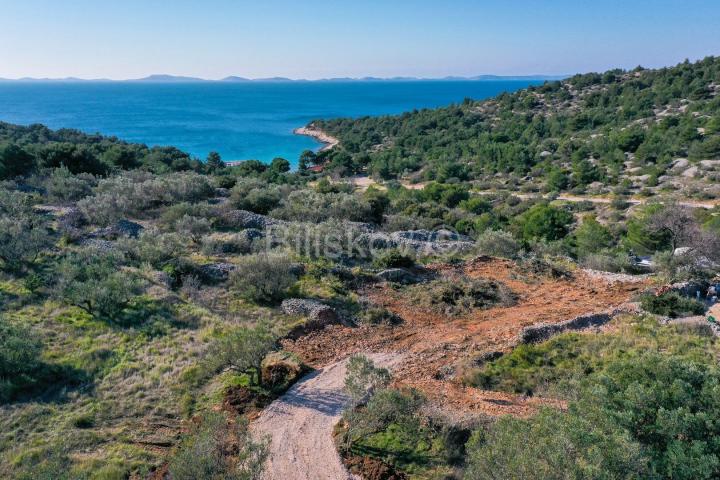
[314,57,720,199]
[0,56,720,480]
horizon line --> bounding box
[0,73,571,83]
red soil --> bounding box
[283,257,648,416]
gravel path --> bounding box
[252,353,401,480]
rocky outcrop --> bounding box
[375,268,420,284]
[80,238,116,252]
[199,262,237,282]
[359,229,476,256]
[217,209,282,230]
[473,350,504,366]
[390,229,470,243]
[215,187,231,197]
[281,298,340,339]
[89,219,144,239]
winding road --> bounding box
[252,353,400,480]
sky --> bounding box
[0,0,718,80]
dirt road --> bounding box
[344,176,718,209]
[252,353,400,480]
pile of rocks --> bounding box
[358,229,476,256]
[199,262,237,282]
[375,268,420,284]
[217,209,283,230]
[89,219,144,239]
[281,298,340,339]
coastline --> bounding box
[293,124,340,152]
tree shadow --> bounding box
[3,363,92,406]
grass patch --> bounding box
[467,314,718,396]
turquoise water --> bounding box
[0,80,541,164]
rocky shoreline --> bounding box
[294,124,340,152]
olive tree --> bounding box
[0,190,52,272]
[203,325,277,387]
[230,252,299,304]
[54,248,144,319]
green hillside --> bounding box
[314,57,720,193]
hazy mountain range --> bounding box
[0,74,568,83]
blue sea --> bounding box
[0,80,542,164]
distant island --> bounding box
[0,73,568,83]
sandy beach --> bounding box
[294,124,340,152]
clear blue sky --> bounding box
[0,0,718,79]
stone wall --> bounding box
[519,304,639,344]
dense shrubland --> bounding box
[313,57,720,187]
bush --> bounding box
[230,252,299,304]
[410,276,516,316]
[372,248,415,269]
[271,190,375,223]
[465,407,646,480]
[475,230,521,258]
[275,220,369,261]
[515,203,574,242]
[159,201,213,228]
[342,387,426,463]
[168,412,268,480]
[0,142,35,179]
[344,355,392,406]
[79,172,214,225]
[574,215,613,257]
[640,292,706,318]
[200,233,257,256]
[356,305,402,326]
[230,178,284,214]
[118,230,184,268]
[44,166,96,202]
[581,252,631,273]
[174,214,212,243]
[585,354,720,478]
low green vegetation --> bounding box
[409,276,516,315]
[168,412,268,480]
[230,253,300,304]
[372,248,415,269]
[341,357,466,478]
[640,291,707,318]
[464,315,720,479]
[465,407,647,479]
[468,315,716,395]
